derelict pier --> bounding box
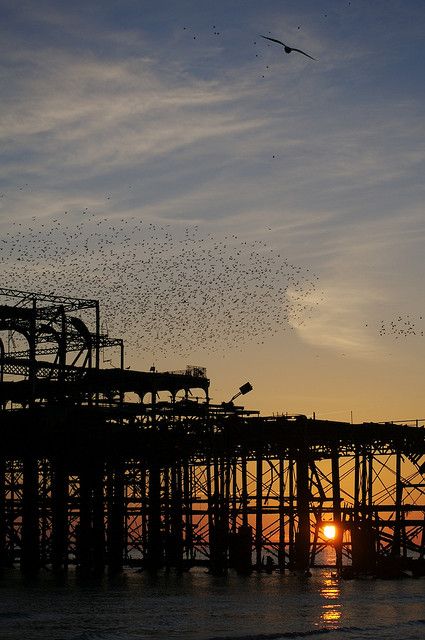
[1,288,424,578]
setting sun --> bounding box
[323,524,337,540]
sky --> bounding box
[1,0,424,422]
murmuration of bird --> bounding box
[0,212,320,362]
[369,315,425,340]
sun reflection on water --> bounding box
[319,575,342,628]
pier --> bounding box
[1,288,424,577]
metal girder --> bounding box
[0,288,97,312]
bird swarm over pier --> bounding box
[1,213,320,361]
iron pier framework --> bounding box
[0,289,424,577]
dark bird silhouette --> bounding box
[260,35,316,60]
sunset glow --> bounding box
[323,524,337,540]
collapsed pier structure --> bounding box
[0,288,424,577]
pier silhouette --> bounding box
[1,288,424,578]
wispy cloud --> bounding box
[287,207,425,358]
[1,1,424,388]
[288,282,385,357]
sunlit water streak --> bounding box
[0,567,424,640]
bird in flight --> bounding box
[260,35,316,60]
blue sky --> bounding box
[1,0,424,420]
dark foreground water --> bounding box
[0,567,424,640]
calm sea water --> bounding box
[0,567,424,640]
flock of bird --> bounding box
[0,211,320,363]
[374,316,424,340]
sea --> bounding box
[0,567,424,640]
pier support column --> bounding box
[209,456,228,575]
[77,460,105,575]
[231,457,238,535]
[183,460,193,563]
[331,448,343,573]
[21,457,39,573]
[278,456,286,572]
[167,464,183,570]
[0,459,6,567]
[78,465,91,573]
[229,455,252,575]
[241,454,248,528]
[391,451,402,557]
[146,463,163,570]
[295,452,310,571]
[140,465,147,559]
[92,462,105,574]
[288,458,295,567]
[351,446,377,575]
[51,458,68,572]
[107,460,124,573]
[361,447,368,521]
[255,451,263,570]
[354,446,360,522]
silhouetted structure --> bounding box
[0,288,424,577]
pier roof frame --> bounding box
[0,287,97,312]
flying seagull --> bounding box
[260,35,316,60]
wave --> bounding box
[206,627,353,640]
[0,611,31,619]
[205,619,425,640]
